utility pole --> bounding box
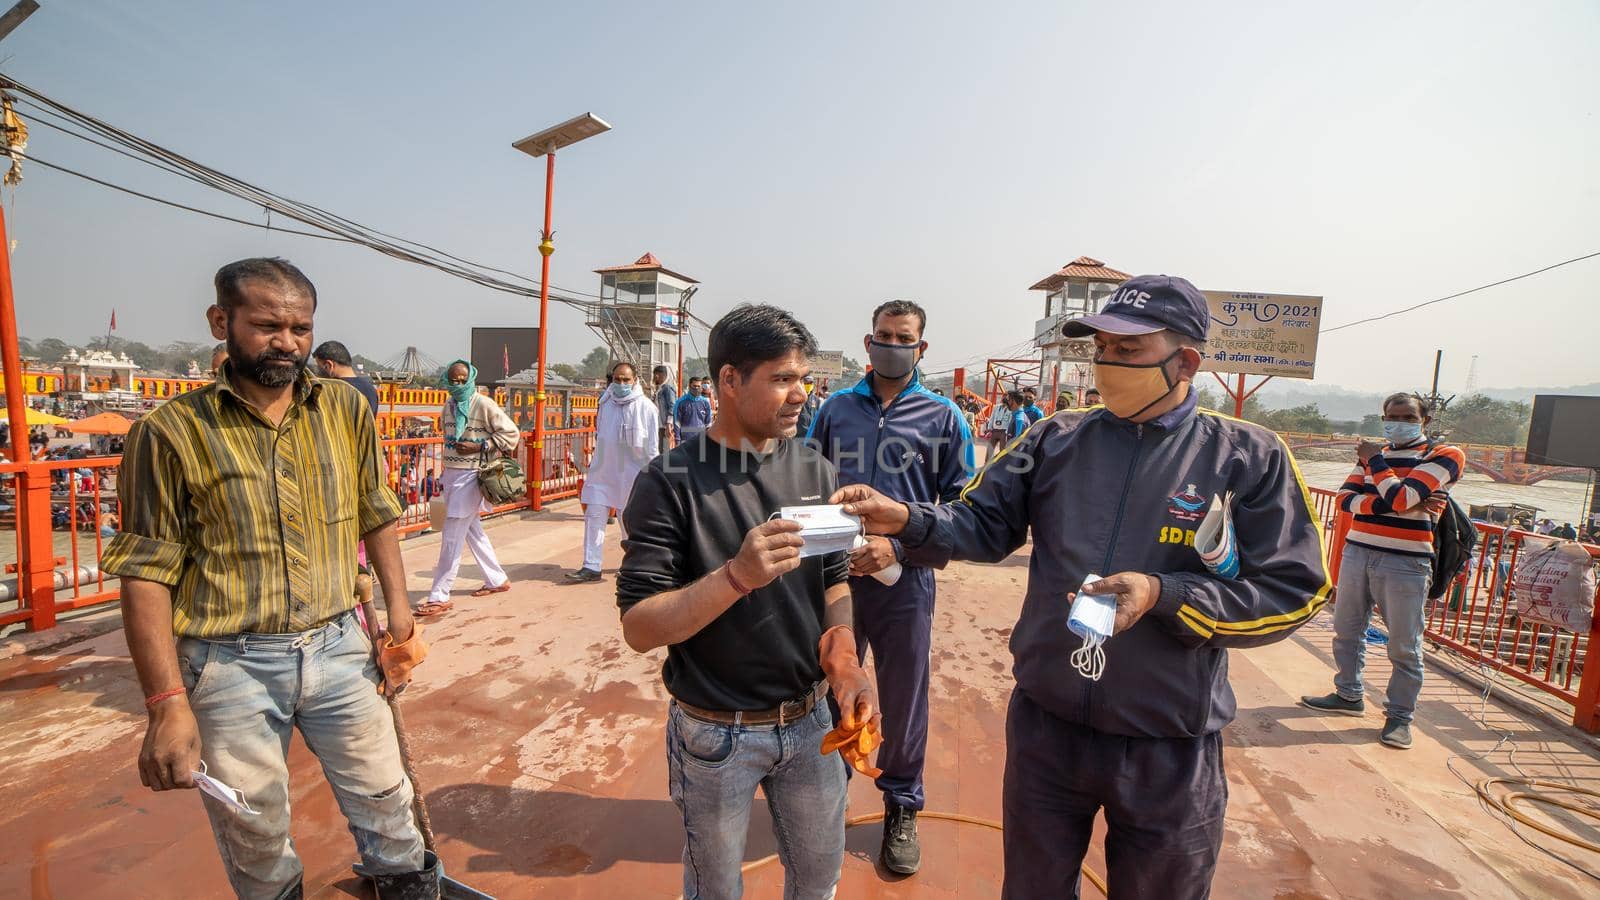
[0,0,49,629]
[1424,348,1454,421]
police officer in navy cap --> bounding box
[833,275,1332,898]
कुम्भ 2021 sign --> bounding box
[1200,291,1323,380]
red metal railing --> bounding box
[1,426,597,632]
[0,455,123,629]
[1308,486,1600,732]
[535,427,595,504]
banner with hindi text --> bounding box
[1200,291,1322,379]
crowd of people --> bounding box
[93,256,1588,900]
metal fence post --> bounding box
[1571,604,1600,732]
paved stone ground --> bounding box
[2,503,1597,898]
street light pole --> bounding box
[513,112,611,511]
[532,151,555,510]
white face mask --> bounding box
[777,505,861,558]
[1383,421,1424,444]
[1068,574,1116,681]
[193,761,260,816]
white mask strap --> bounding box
[1070,633,1106,681]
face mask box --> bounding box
[777,505,861,559]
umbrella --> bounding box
[2,406,70,426]
[67,412,133,435]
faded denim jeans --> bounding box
[1331,543,1433,724]
[177,612,425,899]
[667,699,847,900]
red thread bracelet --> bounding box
[723,565,752,597]
[144,687,187,709]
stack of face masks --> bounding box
[1194,492,1240,579]
[777,505,862,558]
[1068,574,1116,681]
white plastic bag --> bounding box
[1511,539,1596,633]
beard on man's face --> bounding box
[226,334,307,388]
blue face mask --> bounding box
[609,382,635,400]
[1383,421,1424,445]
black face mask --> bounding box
[867,340,922,380]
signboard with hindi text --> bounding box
[1200,291,1322,379]
[809,350,844,379]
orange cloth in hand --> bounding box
[821,717,884,778]
[378,622,427,693]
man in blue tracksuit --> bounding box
[673,376,713,443]
[806,299,973,876]
[834,276,1332,898]
[1020,386,1045,426]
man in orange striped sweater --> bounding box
[1301,392,1461,749]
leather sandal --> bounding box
[471,582,511,597]
[414,599,453,618]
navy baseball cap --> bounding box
[1063,274,1211,342]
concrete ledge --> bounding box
[0,606,123,661]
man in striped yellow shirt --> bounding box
[103,258,438,898]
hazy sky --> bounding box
[4,1,1596,393]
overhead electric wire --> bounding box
[18,151,348,242]
[1,74,613,308]
[1322,250,1600,334]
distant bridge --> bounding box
[1277,432,1588,486]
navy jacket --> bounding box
[897,391,1333,738]
[674,394,712,438]
[806,369,974,505]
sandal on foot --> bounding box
[414,599,453,618]
[471,583,511,597]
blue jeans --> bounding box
[667,698,847,900]
[177,613,425,899]
[1331,543,1432,723]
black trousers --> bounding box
[1002,689,1227,900]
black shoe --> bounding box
[367,849,441,899]
[1380,717,1413,749]
[881,802,921,875]
[1298,692,1365,717]
[564,568,602,583]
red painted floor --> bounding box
[3,504,1597,898]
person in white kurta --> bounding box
[568,363,658,582]
[421,360,521,615]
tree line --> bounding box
[1195,387,1532,446]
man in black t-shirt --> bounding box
[619,304,880,900]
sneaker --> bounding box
[881,802,921,875]
[564,568,602,583]
[1380,718,1413,749]
[1298,692,1365,717]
